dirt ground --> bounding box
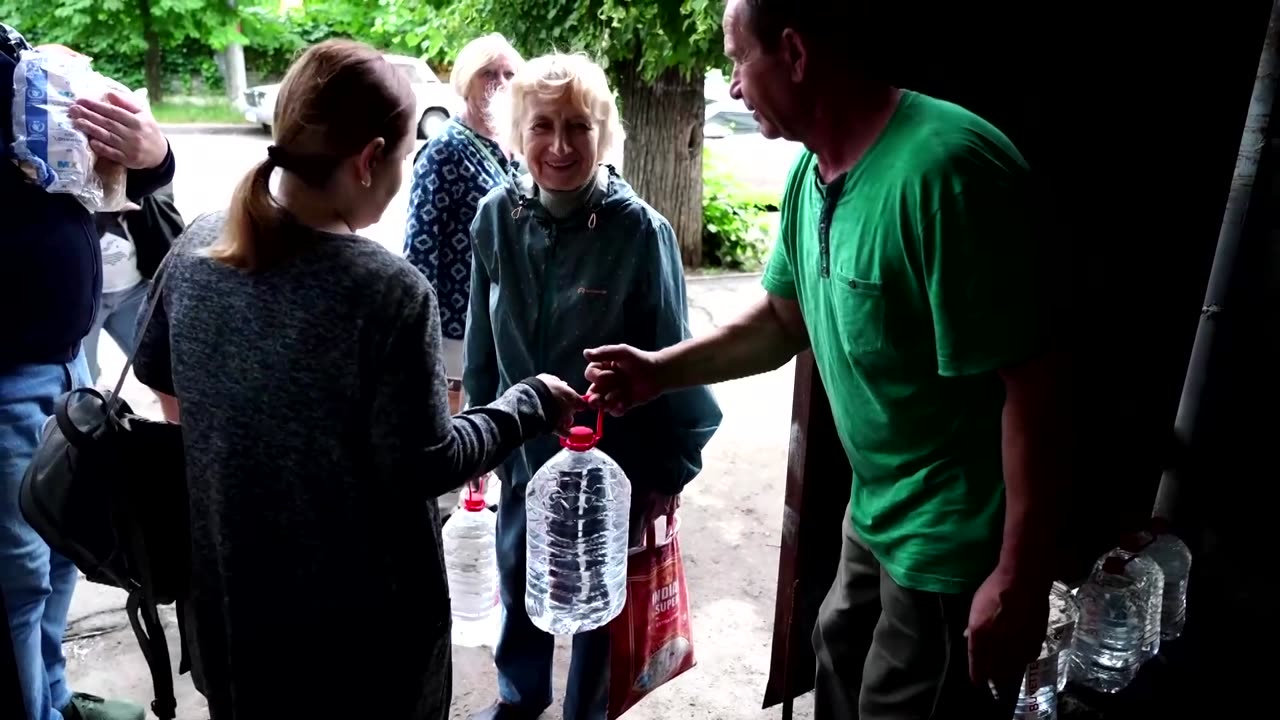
[67,274,817,719]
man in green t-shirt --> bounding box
[583,1,1065,718]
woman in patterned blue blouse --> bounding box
[404,34,524,378]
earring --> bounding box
[361,177,371,188]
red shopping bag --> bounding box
[607,514,696,719]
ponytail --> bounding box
[208,39,416,271]
[208,158,285,271]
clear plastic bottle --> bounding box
[1142,519,1192,641]
[1069,548,1163,693]
[442,481,499,646]
[1119,535,1165,662]
[525,411,631,635]
[1014,581,1080,719]
[1052,582,1080,692]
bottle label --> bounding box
[1023,650,1060,693]
[1023,617,1075,694]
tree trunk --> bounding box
[138,0,163,102]
[615,58,706,267]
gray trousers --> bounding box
[812,511,1018,720]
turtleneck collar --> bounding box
[535,166,608,219]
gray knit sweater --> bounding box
[134,212,557,720]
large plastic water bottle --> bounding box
[1014,582,1080,720]
[1069,548,1163,693]
[443,481,499,645]
[1118,535,1164,662]
[1142,518,1192,641]
[525,410,631,635]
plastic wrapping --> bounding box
[9,47,131,212]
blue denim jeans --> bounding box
[83,281,150,384]
[494,479,610,720]
[1,352,90,720]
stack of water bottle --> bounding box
[1013,520,1192,720]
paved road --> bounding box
[72,127,815,720]
[162,131,416,254]
[160,129,797,254]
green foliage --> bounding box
[702,147,773,271]
[418,0,726,84]
[0,0,470,94]
[228,1,452,84]
[0,0,240,92]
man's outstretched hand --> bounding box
[583,345,664,416]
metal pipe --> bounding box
[1155,0,1280,522]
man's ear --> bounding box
[779,28,807,83]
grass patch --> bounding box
[689,265,755,277]
[150,97,247,125]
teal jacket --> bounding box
[464,166,722,494]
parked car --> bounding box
[242,53,461,139]
[705,99,759,138]
[703,69,762,138]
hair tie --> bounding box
[264,145,340,188]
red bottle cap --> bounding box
[462,477,487,511]
[560,405,604,452]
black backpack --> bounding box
[20,257,190,719]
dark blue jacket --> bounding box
[1,47,175,370]
[403,117,515,341]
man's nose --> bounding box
[729,75,743,100]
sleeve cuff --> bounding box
[518,376,558,429]
[937,338,1046,378]
[126,144,176,201]
[761,272,798,300]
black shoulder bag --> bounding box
[20,249,189,720]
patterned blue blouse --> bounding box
[403,118,514,340]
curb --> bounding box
[159,123,263,136]
[687,271,763,283]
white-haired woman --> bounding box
[464,53,722,720]
[404,33,523,378]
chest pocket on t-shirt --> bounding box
[830,269,887,355]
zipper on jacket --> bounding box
[536,223,558,371]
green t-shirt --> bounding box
[762,90,1041,593]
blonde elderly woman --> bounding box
[463,53,722,720]
[404,33,523,377]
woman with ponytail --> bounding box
[132,39,584,720]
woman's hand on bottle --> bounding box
[536,374,587,435]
